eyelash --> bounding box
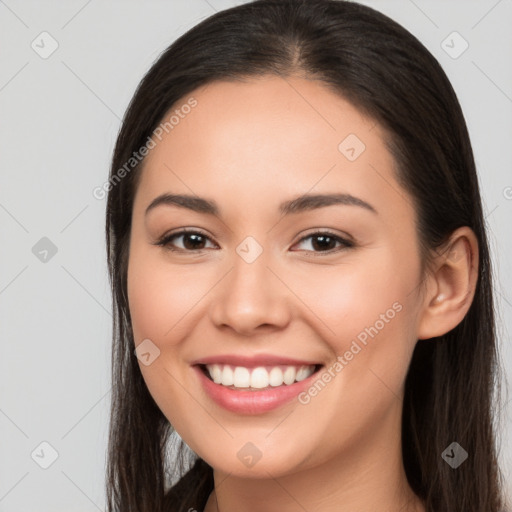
[154,228,354,255]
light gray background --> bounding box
[1,0,511,510]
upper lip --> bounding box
[191,354,321,368]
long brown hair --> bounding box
[104,1,508,510]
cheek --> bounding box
[289,251,418,402]
[126,248,208,439]
[281,264,417,466]
[127,249,211,344]
[288,251,413,343]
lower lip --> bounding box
[193,365,320,414]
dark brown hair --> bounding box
[105,1,508,511]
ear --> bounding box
[416,226,479,340]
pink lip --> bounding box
[192,363,321,415]
[190,353,320,368]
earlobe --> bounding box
[416,227,479,340]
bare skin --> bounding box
[127,75,478,512]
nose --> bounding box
[209,248,291,336]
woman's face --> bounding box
[127,75,427,478]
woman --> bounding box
[104,0,508,511]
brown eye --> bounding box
[292,232,353,254]
[156,230,217,252]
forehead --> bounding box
[135,75,414,230]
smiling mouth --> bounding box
[198,363,323,390]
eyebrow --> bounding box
[145,192,378,217]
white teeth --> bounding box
[295,366,311,381]
[205,364,316,389]
[211,364,222,384]
[283,366,296,385]
[221,365,234,386]
[233,366,250,387]
[269,367,284,387]
[250,367,269,389]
